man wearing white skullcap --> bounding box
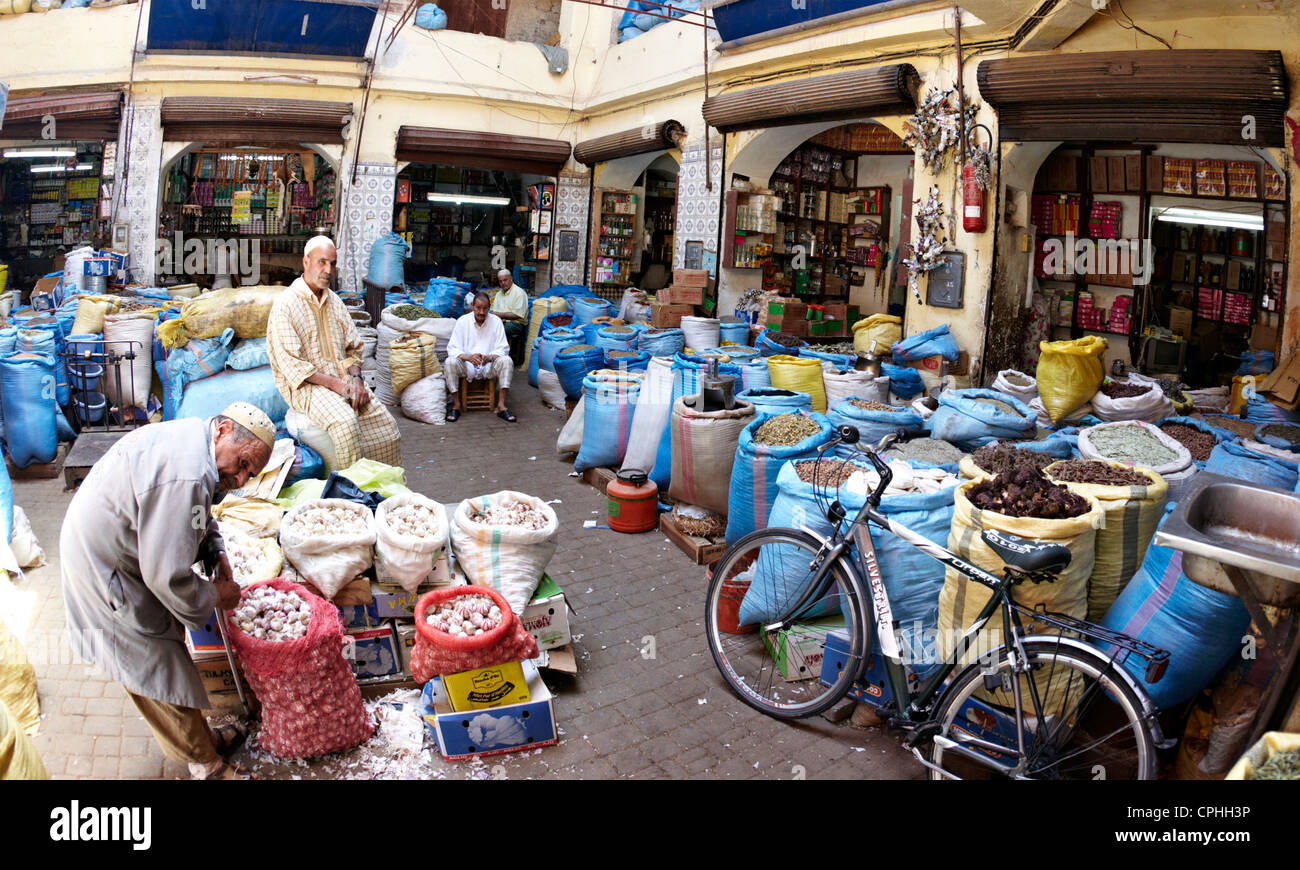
[490,267,529,366]
[265,236,402,469]
[59,402,276,779]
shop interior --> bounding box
[591,153,679,300]
[394,163,555,292]
[724,122,914,332]
[1031,144,1288,387]
[0,141,114,288]
[159,146,337,287]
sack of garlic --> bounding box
[449,491,559,614]
[279,498,378,600]
[374,493,449,594]
[410,585,539,682]
[221,529,283,587]
[226,579,375,758]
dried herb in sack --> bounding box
[754,413,821,446]
[1047,460,1153,487]
[971,443,1056,475]
[966,467,1090,519]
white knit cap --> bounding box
[498,269,512,279]
[220,401,276,450]
[304,235,336,258]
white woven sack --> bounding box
[1030,396,1092,429]
[557,395,585,454]
[400,373,446,425]
[450,491,559,613]
[285,409,340,472]
[374,493,448,593]
[822,365,888,408]
[102,311,155,410]
[681,316,720,353]
[621,355,674,474]
[1078,420,1192,477]
[538,368,566,410]
[1091,377,1173,423]
[279,498,377,599]
[992,369,1039,404]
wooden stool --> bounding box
[459,378,498,412]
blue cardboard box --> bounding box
[344,622,402,680]
[420,660,557,760]
[819,629,922,710]
[185,610,226,655]
[337,601,380,630]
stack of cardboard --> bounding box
[658,269,712,306]
[765,297,808,336]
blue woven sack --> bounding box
[892,324,959,362]
[1,352,58,467]
[554,344,605,400]
[725,411,835,545]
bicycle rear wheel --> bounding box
[927,639,1156,780]
[704,528,868,720]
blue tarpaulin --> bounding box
[147,0,380,57]
[712,0,899,43]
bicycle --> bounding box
[704,424,1174,780]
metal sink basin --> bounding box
[1155,472,1300,607]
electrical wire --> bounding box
[1105,0,1176,49]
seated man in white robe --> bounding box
[444,291,516,422]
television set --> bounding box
[1142,335,1187,376]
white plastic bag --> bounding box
[538,368,566,410]
[279,498,377,599]
[374,493,448,593]
[1078,420,1192,477]
[1091,377,1173,423]
[621,355,673,474]
[992,369,1039,404]
[557,395,585,454]
[10,506,44,569]
[450,491,559,613]
[400,373,447,425]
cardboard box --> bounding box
[1089,156,1109,192]
[394,620,417,676]
[521,575,570,651]
[822,302,848,322]
[1169,306,1194,339]
[672,269,710,287]
[375,553,450,590]
[421,660,557,760]
[761,615,844,681]
[651,302,694,328]
[371,582,423,619]
[343,622,403,680]
[1267,221,1286,244]
[1258,351,1300,410]
[663,284,704,306]
[442,660,531,711]
[185,610,227,656]
[1226,260,1242,291]
[338,602,381,630]
[301,575,372,606]
[193,653,258,713]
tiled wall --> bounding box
[550,168,591,287]
[337,161,396,295]
[673,141,723,270]
[120,103,162,285]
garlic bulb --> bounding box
[468,501,548,530]
[287,504,371,537]
[425,594,502,636]
[384,503,441,538]
[235,587,311,642]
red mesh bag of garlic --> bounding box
[227,578,375,758]
[410,585,539,682]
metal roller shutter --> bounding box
[160,97,353,144]
[978,50,1288,146]
[573,120,687,165]
[396,127,572,175]
[701,64,920,133]
[1,91,122,141]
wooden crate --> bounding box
[581,466,617,496]
[7,443,68,480]
[659,513,726,566]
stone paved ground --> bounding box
[4,380,920,780]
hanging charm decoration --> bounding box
[903,88,980,174]
[901,186,949,304]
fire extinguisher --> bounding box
[962,124,994,234]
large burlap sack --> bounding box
[101,311,156,410]
[1045,461,1168,621]
[1091,377,1174,423]
[374,493,448,593]
[279,498,378,600]
[389,332,442,395]
[449,492,559,613]
[226,579,374,758]
[668,397,756,515]
[178,285,286,342]
[556,395,585,455]
[852,314,902,355]
[937,480,1104,675]
[1035,336,1107,424]
[767,354,827,413]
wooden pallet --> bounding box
[659,513,727,565]
[6,443,69,481]
[62,430,127,489]
[581,466,617,496]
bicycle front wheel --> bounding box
[705,528,868,720]
[928,639,1156,780]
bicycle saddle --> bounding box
[981,530,1071,575]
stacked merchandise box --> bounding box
[1108,295,1132,334]
[1197,287,1224,321]
[1222,292,1252,326]
[1088,201,1123,239]
[1163,159,1195,195]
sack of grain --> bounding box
[668,397,756,515]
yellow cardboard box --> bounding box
[443,661,531,712]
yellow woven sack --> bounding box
[1045,461,1168,621]
[1036,336,1107,424]
[1225,732,1300,780]
[767,354,827,412]
[852,314,902,356]
[524,296,567,372]
[0,617,39,738]
[179,285,285,341]
[69,294,122,335]
[212,495,285,538]
[389,332,442,395]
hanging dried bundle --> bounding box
[903,88,980,174]
[901,186,949,303]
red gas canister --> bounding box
[606,469,659,533]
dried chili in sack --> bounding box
[410,586,538,683]
[227,578,374,758]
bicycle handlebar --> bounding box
[835,425,895,508]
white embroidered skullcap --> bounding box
[220,401,276,450]
[498,269,512,278]
[304,235,336,258]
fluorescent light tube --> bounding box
[4,148,77,158]
[426,193,511,206]
[1154,207,1263,231]
[30,163,93,173]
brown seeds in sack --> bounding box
[971,443,1056,475]
[1158,423,1216,461]
[754,413,822,446]
[966,467,1090,519]
[1048,460,1153,487]
[1098,381,1151,399]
